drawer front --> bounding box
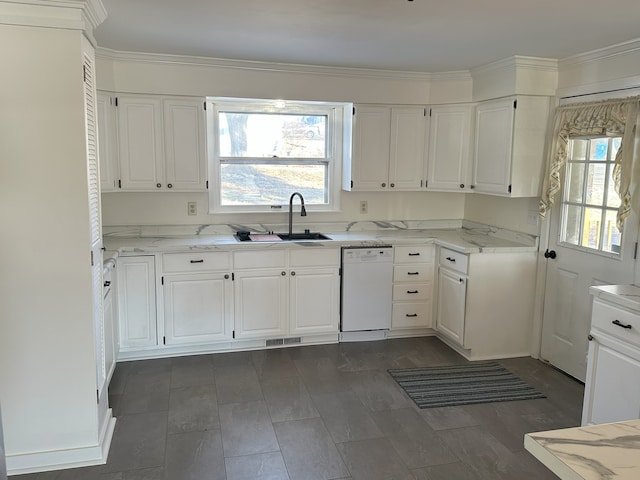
[234,249,287,269]
[290,248,340,267]
[438,247,468,274]
[592,299,640,347]
[394,265,433,283]
[163,252,231,273]
[392,302,432,329]
[394,245,434,264]
[393,283,432,301]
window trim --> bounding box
[206,97,349,214]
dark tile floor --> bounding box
[16,337,584,479]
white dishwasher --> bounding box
[341,246,393,338]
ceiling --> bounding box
[95,0,640,73]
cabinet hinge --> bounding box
[420,179,423,188]
[429,108,432,117]
[163,336,166,345]
[350,180,354,189]
[118,179,122,189]
[231,272,235,281]
[206,180,209,189]
[634,242,638,260]
[96,389,99,404]
[513,99,517,109]
[161,276,164,285]
[353,106,356,116]
[232,330,235,339]
[425,180,428,188]
[338,267,342,276]
[83,64,87,82]
[424,108,427,116]
[203,101,206,111]
[90,250,94,266]
[508,184,512,193]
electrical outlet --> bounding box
[187,201,197,216]
[359,200,368,214]
[527,211,538,226]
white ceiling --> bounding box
[95,0,640,72]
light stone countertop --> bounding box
[524,419,640,480]
[102,220,538,257]
[590,284,640,312]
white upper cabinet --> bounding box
[116,95,207,192]
[425,104,474,192]
[472,95,550,197]
[97,92,119,192]
[346,105,426,191]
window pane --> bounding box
[220,163,328,205]
[586,163,606,205]
[589,138,608,161]
[611,137,621,158]
[219,112,326,158]
[582,208,602,249]
[603,209,622,254]
[566,163,585,203]
[571,139,588,160]
[606,163,621,208]
[563,204,582,245]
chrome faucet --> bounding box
[288,192,306,237]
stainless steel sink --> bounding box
[277,232,331,241]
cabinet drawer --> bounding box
[438,247,468,274]
[392,302,432,329]
[394,245,434,264]
[234,249,286,269]
[290,248,340,267]
[592,299,640,348]
[163,252,231,273]
[393,265,433,283]
[393,283,432,301]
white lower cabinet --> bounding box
[290,267,339,335]
[582,293,640,426]
[117,256,157,350]
[436,266,466,344]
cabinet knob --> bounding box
[381,182,386,188]
[470,185,475,189]
[588,334,594,341]
[390,183,395,188]
[460,184,465,188]
[291,271,296,276]
[544,249,557,259]
[156,183,162,188]
[281,271,286,276]
[224,274,229,279]
[459,278,464,283]
[167,183,173,189]
[103,280,111,287]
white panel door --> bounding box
[117,256,157,349]
[289,268,339,335]
[97,92,119,192]
[163,98,207,191]
[351,105,391,190]
[234,269,288,339]
[436,267,466,346]
[389,107,426,190]
[163,273,232,344]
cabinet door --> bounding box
[426,104,473,192]
[350,105,391,190]
[117,96,164,191]
[163,98,207,191]
[234,269,288,339]
[117,256,157,349]
[472,97,514,195]
[163,273,232,345]
[436,267,466,346]
[97,92,119,192]
[389,107,426,190]
[290,267,339,335]
[103,287,116,385]
[582,338,640,425]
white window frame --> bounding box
[206,97,349,214]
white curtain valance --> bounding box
[539,96,640,231]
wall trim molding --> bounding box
[470,55,559,76]
[559,37,640,68]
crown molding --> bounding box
[470,55,558,76]
[559,37,640,68]
[0,0,106,41]
[95,47,443,82]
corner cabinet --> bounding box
[582,289,640,426]
[116,95,207,192]
[346,105,426,191]
[472,95,550,197]
[425,104,474,192]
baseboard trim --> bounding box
[6,410,115,476]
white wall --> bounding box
[0,24,98,461]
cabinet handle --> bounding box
[460,184,465,188]
[381,182,386,187]
[291,271,296,276]
[408,253,420,256]
[224,274,229,279]
[281,271,286,276]
[190,259,204,263]
[167,183,173,189]
[407,272,419,275]
[405,313,418,318]
[407,290,419,294]
[446,257,456,262]
[390,183,395,188]
[470,185,475,189]
[612,319,632,330]
[103,280,111,287]
[156,183,162,188]
[588,334,594,341]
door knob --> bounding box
[544,249,557,259]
